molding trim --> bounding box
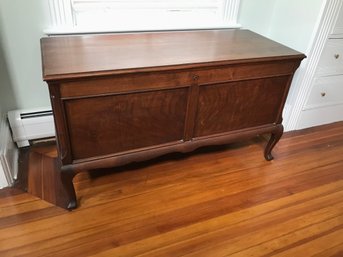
[0,114,18,188]
[0,162,8,189]
[48,0,75,29]
[44,24,242,36]
[0,116,12,188]
[223,0,241,23]
[286,0,343,131]
[303,100,343,111]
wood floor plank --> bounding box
[76,147,343,212]
[178,204,343,257]
[272,228,343,257]
[3,181,342,257]
[229,216,343,257]
[0,121,342,257]
[90,190,343,257]
[0,200,52,219]
[312,243,343,257]
[1,156,342,245]
[0,193,38,209]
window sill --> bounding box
[44,23,242,36]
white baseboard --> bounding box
[282,103,292,132]
[296,104,343,130]
[0,114,18,189]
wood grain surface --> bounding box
[195,76,289,137]
[65,88,188,159]
[41,29,304,80]
[1,122,343,256]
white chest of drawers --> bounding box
[298,8,343,128]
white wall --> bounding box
[267,0,325,53]
[0,18,17,113]
[0,0,50,110]
[239,0,326,130]
[238,0,276,37]
[268,0,326,129]
[239,0,325,53]
[0,1,47,187]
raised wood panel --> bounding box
[194,76,289,137]
[60,61,296,98]
[64,88,188,160]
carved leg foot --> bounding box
[60,167,77,210]
[264,124,284,161]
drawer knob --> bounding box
[334,54,340,59]
[321,92,326,97]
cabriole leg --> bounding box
[60,167,77,210]
[264,124,284,161]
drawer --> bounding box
[331,8,343,35]
[304,75,343,109]
[316,39,343,76]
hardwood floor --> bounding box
[1,122,343,257]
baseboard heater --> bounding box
[8,108,55,148]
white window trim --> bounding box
[45,0,241,35]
